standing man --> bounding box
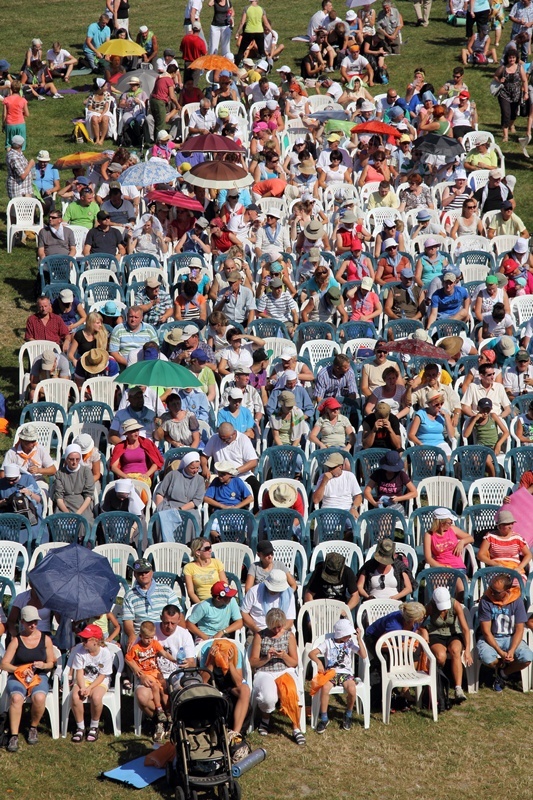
[149,64,180,137]
[83,14,111,70]
[32,150,60,217]
[180,23,207,84]
[6,135,34,199]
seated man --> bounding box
[109,385,160,444]
[314,354,358,405]
[367,180,400,210]
[134,277,174,330]
[476,572,533,692]
[122,559,180,647]
[101,184,137,227]
[28,348,70,402]
[220,366,264,430]
[217,389,256,440]
[204,460,254,514]
[241,569,296,634]
[362,400,402,451]
[37,210,76,260]
[82,210,126,257]
[201,423,259,499]
[503,349,533,400]
[109,307,158,368]
[461,361,511,419]
[25,296,71,350]
[266,370,314,421]
[312,452,362,518]
[63,186,100,230]
[213,270,256,328]
[383,267,425,321]
[256,277,299,335]
[304,552,359,609]
[186,581,243,642]
[426,272,470,327]
[2,423,57,482]
[487,200,529,239]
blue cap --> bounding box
[0,60,10,71]
[76,176,90,186]
[190,348,207,362]
[219,70,232,77]
[143,346,159,361]
[102,301,120,316]
[269,262,283,273]
[401,267,414,278]
[416,209,431,221]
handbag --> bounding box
[489,79,502,96]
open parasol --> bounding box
[145,189,204,211]
[351,121,403,139]
[189,54,238,73]
[54,151,109,170]
[98,39,146,58]
[116,359,202,390]
[383,338,449,360]
[119,160,179,188]
[183,161,253,190]
[412,133,464,159]
[180,133,246,154]
[115,68,158,95]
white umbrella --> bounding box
[347,0,376,8]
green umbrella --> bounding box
[116,360,202,389]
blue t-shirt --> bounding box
[52,295,81,326]
[478,596,527,637]
[217,405,255,433]
[188,597,242,637]
[205,476,252,506]
[85,22,110,53]
[431,285,468,317]
[366,610,420,639]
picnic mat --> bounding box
[504,487,533,546]
[101,756,165,789]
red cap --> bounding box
[211,581,237,598]
[78,624,104,640]
[459,90,470,99]
[319,397,342,412]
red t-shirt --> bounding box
[151,76,174,102]
[180,33,207,63]
[261,492,305,515]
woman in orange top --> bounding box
[3,81,29,149]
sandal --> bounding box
[293,730,306,746]
[258,719,270,736]
[86,726,99,743]
[71,729,85,743]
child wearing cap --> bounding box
[309,619,367,732]
[126,620,179,741]
[70,624,114,743]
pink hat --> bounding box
[252,121,269,133]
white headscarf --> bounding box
[180,452,201,473]
[64,444,82,473]
[133,213,163,239]
[114,479,145,516]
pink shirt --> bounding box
[120,446,149,475]
[350,290,379,321]
[429,527,466,570]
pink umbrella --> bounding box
[145,189,204,211]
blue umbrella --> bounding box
[28,543,120,620]
[119,160,179,188]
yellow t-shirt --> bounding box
[245,5,264,33]
[183,558,225,601]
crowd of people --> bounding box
[2,0,533,766]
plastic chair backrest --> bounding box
[355,598,402,631]
[451,446,497,484]
[19,402,67,426]
[257,508,307,544]
[306,508,360,548]
[258,445,308,483]
[407,506,441,550]
[469,566,525,606]
[204,509,258,547]
[92,511,142,547]
[353,449,389,485]
[417,477,467,515]
[309,541,364,574]
[503,446,533,483]
[404,445,450,484]
[39,513,90,545]
[68,401,114,425]
[356,508,408,550]
[414,567,470,604]
[295,322,336,347]
[147,510,199,545]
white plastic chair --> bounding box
[143,542,190,574]
[459,264,490,284]
[18,341,61,401]
[68,224,88,257]
[31,379,79,410]
[462,131,496,152]
[93,543,139,582]
[0,541,29,594]
[364,207,405,233]
[61,642,124,737]
[309,542,364,575]
[341,338,376,358]
[355,598,402,631]
[409,233,448,256]
[416,477,467,515]
[80,376,122,409]
[491,234,522,257]
[467,170,491,193]
[261,337,293,361]
[467,477,513,507]
[300,340,340,371]
[6,198,44,253]
[452,235,491,258]
[509,295,533,328]
[63,423,110,459]
[365,542,418,574]
[296,598,352,676]
[212,542,254,582]
[127,267,170,292]
[403,207,441,234]
[79,270,120,298]
[268,540,308,603]
[309,634,371,729]
[376,630,438,723]
[322,185,360,215]
[181,102,200,140]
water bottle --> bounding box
[231,748,267,777]
[177,647,186,664]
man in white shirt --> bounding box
[188,98,217,134]
[184,0,204,33]
[245,77,280,105]
[312,452,362,516]
[201,424,259,502]
[307,0,333,39]
[241,569,296,633]
[503,349,533,399]
[462,362,512,418]
[340,44,373,85]
[46,43,78,82]
[96,162,140,211]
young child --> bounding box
[309,618,367,733]
[126,620,178,742]
[70,624,114,743]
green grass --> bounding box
[2,2,533,796]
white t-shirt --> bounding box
[482,312,514,337]
[317,634,360,673]
[188,108,218,132]
[340,54,369,76]
[241,584,296,630]
[97,182,140,202]
[155,622,196,678]
[326,82,344,103]
[307,9,329,38]
[462,382,510,415]
[503,364,533,396]
[245,82,280,104]
[71,642,113,684]
[47,48,72,68]
[315,471,362,510]
[203,431,257,478]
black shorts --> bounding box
[429,633,464,648]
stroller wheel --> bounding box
[231,781,242,800]
[175,788,186,800]
[218,786,230,800]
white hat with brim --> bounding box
[264,568,289,592]
[433,507,456,521]
[214,460,238,476]
[268,482,298,508]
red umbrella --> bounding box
[180,133,245,154]
[145,189,204,211]
[183,161,253,189]
[383,340,449,359]
[351,121,402,139]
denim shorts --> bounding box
[476,636,533,665]
[6,674,50,697]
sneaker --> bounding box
[27,727,38,745]
[7,735,19,752]
[53,94,64,99]
[454,687,466,704]
[316,718,329,734]
[493,678,504,693]
[498,668,509,685]
[37,95,46,101]
[342,714,352,731]
[153,721,165,743]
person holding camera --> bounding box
[0,463,42,544]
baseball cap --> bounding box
[59,288,74,303]
[41,350,57,370]
[361,277,374,291]
[97,210,110,221]
[327,133,341,142]
[257,540,274,556]
[211,581,237,598]
[139,25,148,32]
[78,623,104,640]
[433,587,452,611]
[228,387,244,399]
[20,606,41,622]
[502,200,513,211]
[443,272,457,282]
[270,277,283,289]
[489,169,503,180]
[478,397,493,412]
[108,162,123,173]
[324,452,344,468]
[190,348,207,362]
[516,350,530,362]
[310,44,320,52]
[133,558,153,573]
[276,65,292,73]
[486,275,498,284]
[401,267,414,278]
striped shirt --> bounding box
[257,291,298,323]
[314,364,358,401]
[482,532,527,565]
[7,148,33,199]
[109,321,158,358]
[134,288,173,327]
[122,581,180,633]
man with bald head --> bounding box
[200,422,259,506]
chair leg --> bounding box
[383,682,393,724]
[61,695,72,738]
[430,679,438,721]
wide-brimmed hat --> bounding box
[304,220,325,240]
[214,460,238,476]
[122,419,143,433]
[80,348,109,375]
[496,509,516,525]
[264,568,289,593]
[298,159,316,176]
[268,482,297,508]
[321,552,345,584]
[18,423,38,442]
[439,336,463,357]
[374,538,395,565]
[379,451,404,472]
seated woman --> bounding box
[249,608,306,746]
[73,433,102,489]
[335,240,375,284]
[23,59,63,100]
[127,214,169,259]
[421,586,472,704]
[160,393,200,449]
[154,452,205,525]
[85,78,113,146]
[53,444,95,524]
[309,397,355,451]
[363,450,417,513]
[244,539,297,593]
[365,366,409,420]
[356,538,414,601]
[104,55,126,86]
[318,152,353,193]
[374,239,411,285]
[346,277,382,324]
[423,507,473,572]
[217,329,265,376]
[109,419,164,486]
[199,638,252,741]
[183,536,229,604]
[0,605,56,753]
[408,388,455,458]
[477,508,531,576]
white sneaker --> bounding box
[519,136,531,158]
[455,686,466,703]
[37,95,46,101]
[53,94,64,99]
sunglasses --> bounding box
[315,270,328,275]
[200,545,212,552]
[376,349,387,354]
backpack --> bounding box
[473,52,488,65]
[6,490,39,527]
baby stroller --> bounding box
[168,668,241,800]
